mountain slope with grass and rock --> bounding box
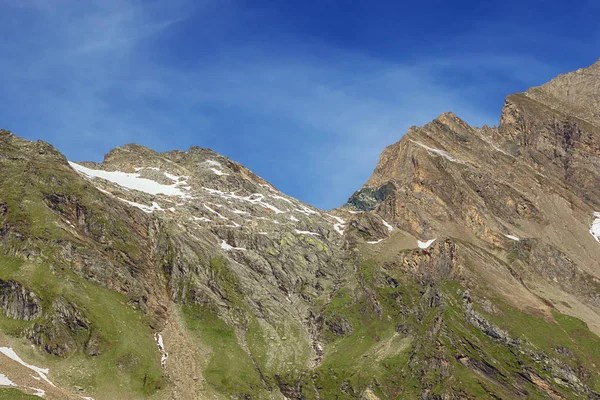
[1,60,600,399]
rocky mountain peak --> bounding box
[523,59,600,127]
[2,61,600,400]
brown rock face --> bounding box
[0,279,41,321]
[349,59,600,332]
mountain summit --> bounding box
[1,61,600,399]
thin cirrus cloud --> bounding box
[0,0,589,208]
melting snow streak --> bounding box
[0,374,15,386]
[154,333,168,368]
[0,347,54,387]
[410,140,469,165]
[591,212,600,242]
[220,240,246,251]
[381,219,394,232]
[69,162,191,197]
[417,239,436,249]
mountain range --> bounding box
[0,60,600,399]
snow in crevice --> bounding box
[590,212,600,242]
[95,187,113,196]
[259,183,277,192]
[69,162,192,198]
[327,214,346,235]
[381,219,394,232]
[261,202,285,214]
[269,194,294,204]
[477,130,513,157]
[201,160,229,176]
[154,333,168,368]
[163,171,183,182]
[202,160,222,168]
[0,373,15,386]
[289,216,300,222]
[295,230,320,236]
[31,387,45,397]
[0,347,54,387]
[191,216,211,222]
[204,204,227,220]
[118,198,164,213]
[410,140,469,166]
[294,204,320,216]
[333,223,345,235]
[417,239,436,249]
[367,239,384,244]
[504,234,520,241]
[220,240,246,251]
[202,188,289,214]
[209,168,228,176]
[327,214,345,224]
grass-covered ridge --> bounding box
[0,388,42,399]
[0,254,164,398]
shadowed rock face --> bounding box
[2,62,600,399]
[0,279,41,321]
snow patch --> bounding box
[410,140,469,166]
[327,214,346,235]
[95,187,113,195]
[381,219,394,232]
[202,188,289,215]
[327,214,345,224]
[118,198,164,213]
[209,168,228,176]
[0,347,54,387]
[163,172,183,181]
[294,205,319,216]
[69,162,191,197]
[220,240,246,251]
[289,216,300,222]
[154,333,168,368]
[295,230,320,236]
[191,216,211,222]
[0,373,15,386]
[367,239,384,244]
[31,388,45,397]
[202,160,229,176]
[477,130,513,157]
[417,239,436,249]
[261,202,285,214]
[204,204,227,220]
[590,212,600,242]
[269,194,294,204]
[504,234,520,241]
[260,183,276,192]
[333,224,345,235]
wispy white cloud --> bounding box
[0,0,573,208]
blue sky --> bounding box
[0,0,598,209]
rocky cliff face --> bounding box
[1,61,600,400]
